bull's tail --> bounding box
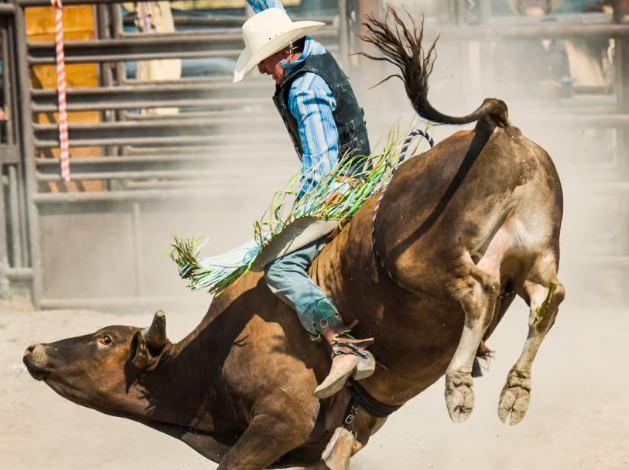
[472,341,493,378]
[359,5,512,129]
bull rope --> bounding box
[52,0,70,181]
[372,129,434,282]
[169,125,434,296]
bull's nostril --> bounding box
[23,344,47,381]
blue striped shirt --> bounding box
[248,0,339,197]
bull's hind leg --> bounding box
[445,252,501,423]
[498,251,565,425]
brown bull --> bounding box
[23,9,565,470]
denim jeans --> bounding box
[264,239,341,337]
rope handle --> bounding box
[397,129,435,166]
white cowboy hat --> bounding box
[233,8,325,83]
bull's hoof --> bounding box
[498,369,532,425]
[445,372,474,423]
[321,426,353,470]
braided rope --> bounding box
[372,129,434,282]
[397,129,434,165]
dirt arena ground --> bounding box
[1,291,627,470]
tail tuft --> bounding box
[472,358,483,378]
[476,340,494,360]
[472,341,493,378]
[359,5,514,130]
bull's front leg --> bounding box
[217,411,316,470]
[445,253,500,423]
[499,253,565,425]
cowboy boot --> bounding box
[314,322,376,399]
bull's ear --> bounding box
[130,331,150,370]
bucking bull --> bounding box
[23,10,565,470]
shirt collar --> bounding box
[280,36,314,77]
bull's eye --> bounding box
[100,335,113,346]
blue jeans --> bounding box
[264,239,342,337]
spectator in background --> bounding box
[583,0,613,13]
[575,0,615,93]
[494,0,574,99]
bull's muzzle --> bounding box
[23,344,48,381]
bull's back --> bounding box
[373,122,560,295]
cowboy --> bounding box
[234,0,375,399]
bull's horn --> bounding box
[142,310,167,349]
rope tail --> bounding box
[358,4,512,130]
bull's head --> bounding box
[22,311,169,415]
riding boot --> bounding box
[314,322,376,399]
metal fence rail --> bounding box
[31,80,271,111]
[27,29,341,64]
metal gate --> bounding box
[0,1,32,299]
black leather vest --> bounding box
[272,52,371,162]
